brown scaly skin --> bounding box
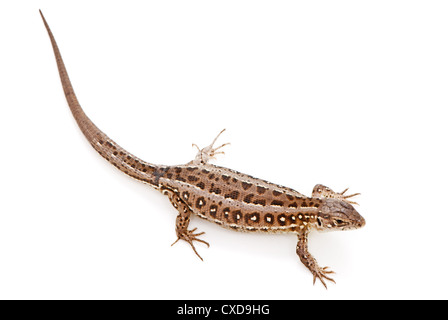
[40,11,365,288]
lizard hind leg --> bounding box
[190,129,230,165]
[312,184,360,205]
[163,189,210,261]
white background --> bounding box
[1,1,447,299]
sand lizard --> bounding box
[40,10,365,288]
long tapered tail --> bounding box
[40,10,164,188]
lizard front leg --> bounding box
[162,189,210,260]
[296,231,335,289]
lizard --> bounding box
[40,10,365,288]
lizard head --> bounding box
[316,198,365,231]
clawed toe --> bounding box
[339,188,361,205]
[172,228,210,261]
[187,228,210,248]
[312,267,336,289]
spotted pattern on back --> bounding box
[158,164,320,232]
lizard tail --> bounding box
[40,10,164,188]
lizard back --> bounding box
[158,163,320,233]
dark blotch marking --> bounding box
[209,204,218,217]
[208,173,215,180]
[196,197,206,209]
[289,215,297,224]
[225,190,240,200]
[245,212,260,224]
[201,169,210,174]
[221,175,230,182]
[271,200,284,206]
[174,167,182,174]
[152,167,168,186]
[256,186,267,194]
[264,213,274,224]
[288,202,298,208]
[241,182,252,190]
[209,186,222,195]
[186,167,197,172]
[253,199,266,206]
[182,191,190,200]
[196,182,205,190]
[286,194,294,201]
[243,194,255,204]
[272,190,282,197]
[232,210,242,223]
[187,175,199,182]
[175,175,186,182]
[223,207,231,219]
[278,214,287,226]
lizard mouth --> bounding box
[344,215,366,230]
[357,215,366,228]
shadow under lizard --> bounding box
[40,10,365,288]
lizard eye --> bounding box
[334,219,345,226]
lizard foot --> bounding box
[172,228,210,261]
[312,266,336,289]
[312,184,360,205]
[191,129,230,165]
